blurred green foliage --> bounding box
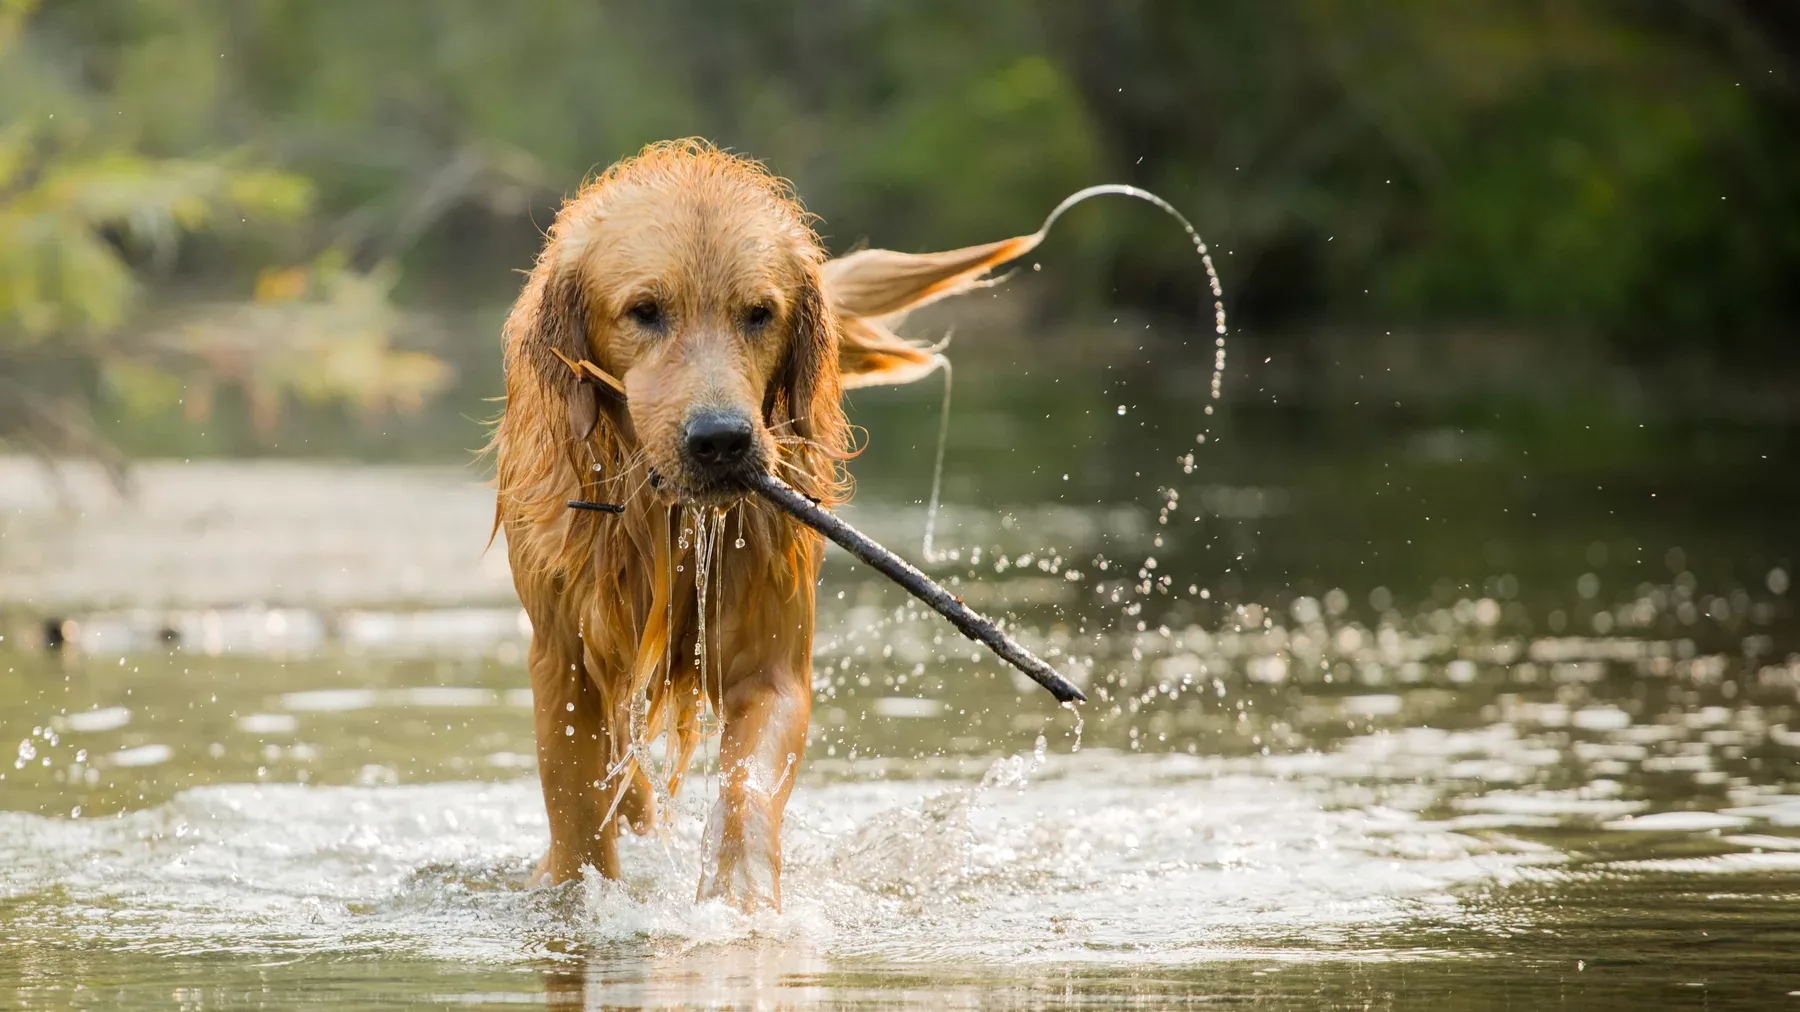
[2,0,1796,460]
[0,0,450,463]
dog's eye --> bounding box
[626,301,663,329]
[743,304,773,331]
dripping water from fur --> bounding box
[657,508,678,805]
[689,505,725,791]
[920,358,953,563]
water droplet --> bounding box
[1116,405,1127,415]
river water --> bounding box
[1,379,1796,1007]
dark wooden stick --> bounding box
[749,471,1085,704]
[542,355,1082,704]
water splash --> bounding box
[1048,187,1230,642]
[1061,700,1085,754]
[1036,184,1228,435]
[917,183,1230,556]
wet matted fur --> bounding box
[491,140,1051,910]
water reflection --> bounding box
[525,943,833,1008]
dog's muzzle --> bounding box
[681,410,758,487]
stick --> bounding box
[550,347,628,400]
[544,353,1084,704]
[748,471,1085,704]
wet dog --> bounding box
[491,140,1035,910]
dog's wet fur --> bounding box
[492,140,1040,910]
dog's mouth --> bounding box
[650,458,766,507]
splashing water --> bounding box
[918,183,1229,559]
[1061,699,1085,753]
[0,746,1561,967]
[2,371,1795,1006]
[1034,185,1228,427]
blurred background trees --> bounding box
[2,0,1795,463]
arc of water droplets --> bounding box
[921,183,1229,561]
[1035,184,1230,426]
[1038,183,1228,336]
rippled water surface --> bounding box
[1,433,1797,1007]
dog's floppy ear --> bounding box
[771,268,842,443]
[508,262,606,442]
[822,232,1038,390]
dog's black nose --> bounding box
[683,411,754,471]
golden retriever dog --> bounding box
[491,140,1037,911]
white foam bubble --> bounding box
[61,707,132,733]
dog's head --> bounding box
[518,143,831,504]
[508,140,1043,508]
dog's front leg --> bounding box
[524,607,618,885]
[695,655,811,912]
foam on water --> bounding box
[0,751,1549,967]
